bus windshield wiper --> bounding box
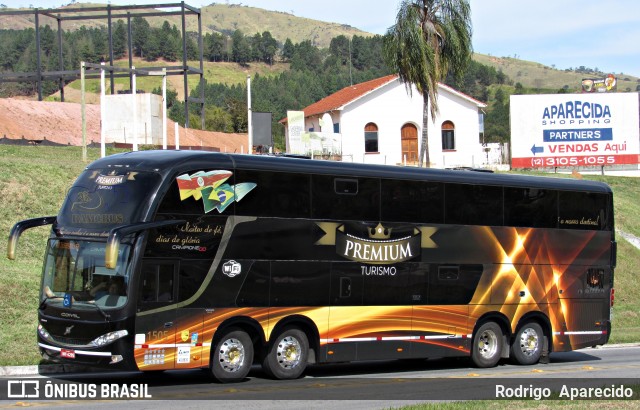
[90,301,111,320]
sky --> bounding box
[3,0,639,76]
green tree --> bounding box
[204,32,225,62]
[383,0,472,167]
[260,31,277,65]
[484,87,510,143]
[131,16,150,58]
[231,30,250,65]
[329,35,350,65]
[282,38,294,62]
[113,20,127,59]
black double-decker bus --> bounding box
[8,150,615,382]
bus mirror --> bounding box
[7,216,56,260]
[105,233,120,270]
[105,220,186,269]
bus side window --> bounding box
[139,262,177,307]
[312,175,380,221]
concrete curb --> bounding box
[2,343,638,377]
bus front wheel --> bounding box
[471,321,503,368]
[210,327,254,383]
[262,328,309,379]
[510,322,544,365]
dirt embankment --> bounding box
[0,98,248,152]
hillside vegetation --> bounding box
[1,2,637,94]
[0,145,638,366]
[0,3,371,48]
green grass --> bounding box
[0,145,638,366]
[0,145,124,365]
[52,59,290,103]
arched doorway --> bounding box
[401,123,418,164]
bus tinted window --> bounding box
[178,261,209,302]
[428,264,483,304]
[235,170,311,218]
[58,169,161,228]
[139,261,176,307]
[236,263,270,307]
[559,191,611,230]
[312,175,380,221]
[381,179,444,223]
[270,262,331,306]
[362,265,414,305]
[445,184,503,226]
[504,188,558,228]
[156,179,207,215]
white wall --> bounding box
[339,80,422,165]
[335,79,484,168]
[102,93,163,146]
[433,89,484,168]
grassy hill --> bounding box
[0,144,638,366]
[47,54,639,105]
[474,54,639,93]
[0,3,371,48]
[3,2,638,99]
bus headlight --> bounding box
[91,330,128,347]
[38,324,52,342]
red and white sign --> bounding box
[60,349,76,359]
[510,93,640,168]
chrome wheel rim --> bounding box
[218,337,245,373]
[276,335,302,369]
[518,327,540,357]
[477,329,499,360]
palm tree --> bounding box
[383,0,472,167]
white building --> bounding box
[284,74,487,168]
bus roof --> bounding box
[87,150,612,194]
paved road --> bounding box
[1,345,639,408]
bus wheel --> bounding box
[262,328,309,379]
[510,322,544,365]
[471,321,503,368]
[210,328,254,383]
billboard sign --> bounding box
[286,110,305,154]
[510,93,640,168]
[582,74,617,93]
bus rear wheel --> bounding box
[510,322,544,365]
[262,328,309,379]
[471,321,503,368]
[210,327,254,383]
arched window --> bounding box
[364,123,378,153]
[441,121,455,151]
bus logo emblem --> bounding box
[222,260,242,277]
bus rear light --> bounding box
[610,288,615,307]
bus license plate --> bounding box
[60,349,75,359]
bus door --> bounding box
[134,259,180,371]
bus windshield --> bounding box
[41,239,132,310]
